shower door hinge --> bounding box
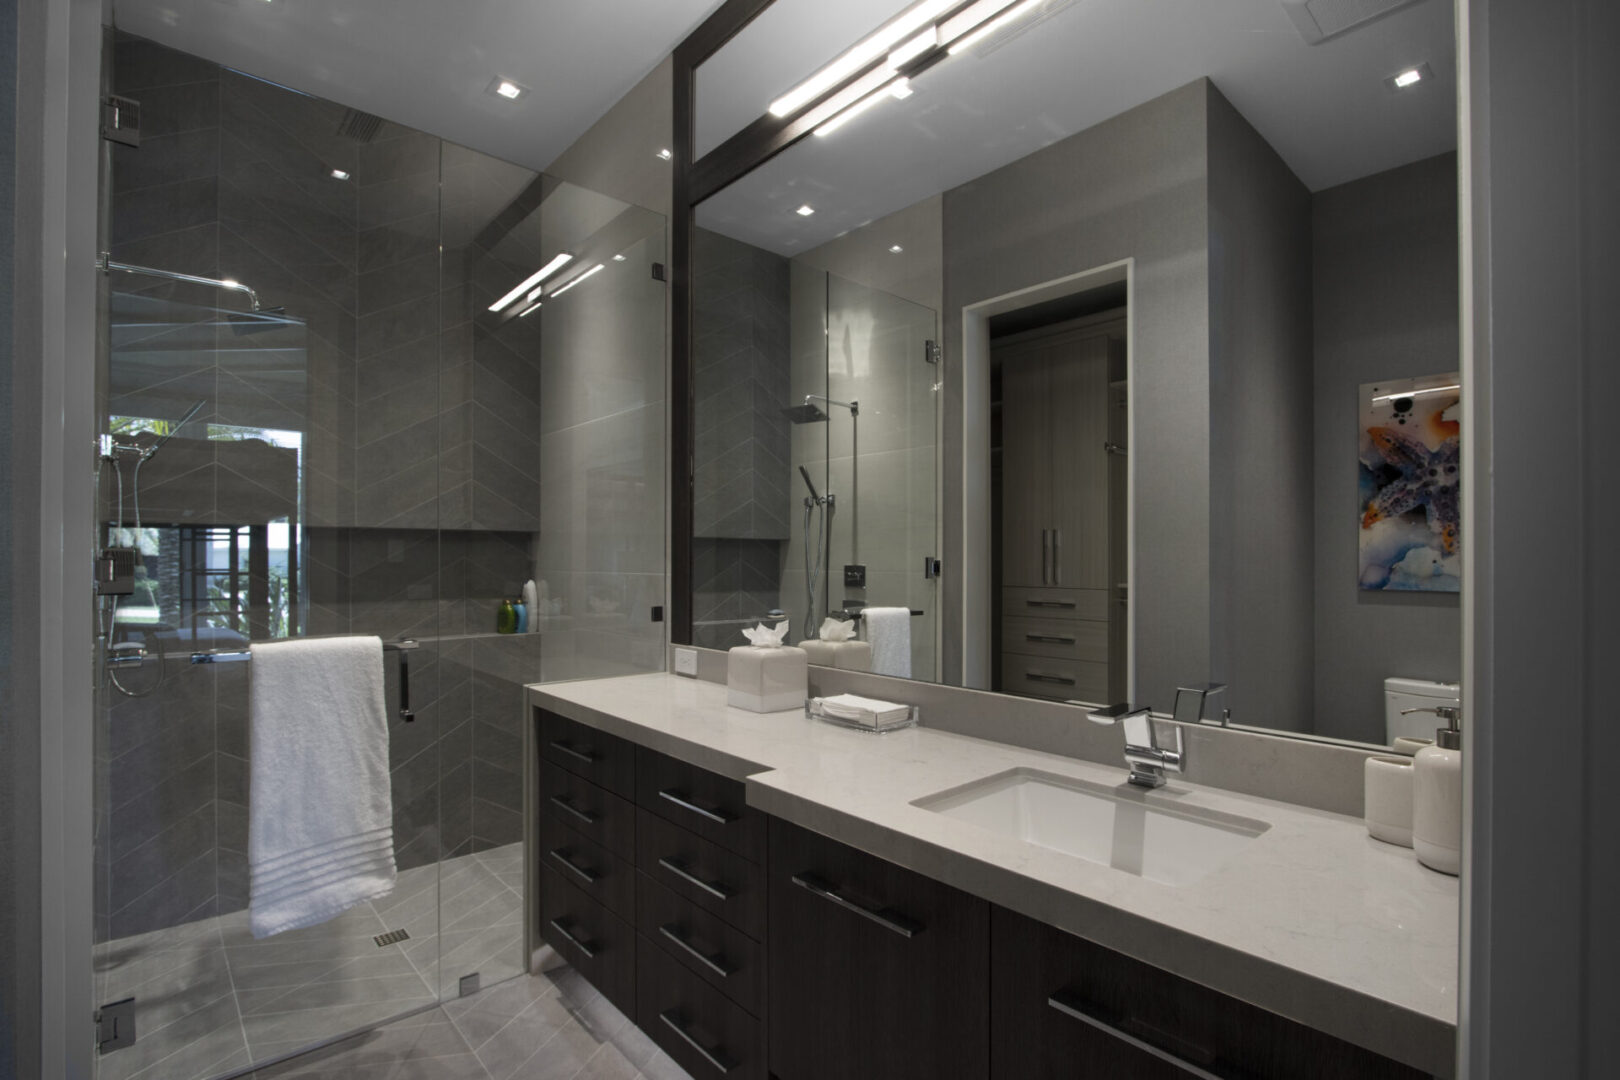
[101,95,140,147]
[651,262,666,282]
[97,998,136,1054]
[924,340,940,365]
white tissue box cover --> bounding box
[799,639,873,672]
[727,645,808,713]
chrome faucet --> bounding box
[1086,703,1184,789]
[1173,683,1229,727]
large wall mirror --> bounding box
[675,0,1462,750]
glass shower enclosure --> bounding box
[90,32,667,1080]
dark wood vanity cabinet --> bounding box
[990,906,1432,1080]
[536,707,1434,1080]
[767,817,990,1080]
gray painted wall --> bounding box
[1206,87,1316,733]
[943,80,1213,707]
[1311,153,1461,744]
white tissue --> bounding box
[741,620,791,647]
[818,617,858,642]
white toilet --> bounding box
[1384,677,1462,744]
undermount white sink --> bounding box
[913,768,1270,887]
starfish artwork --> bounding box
[1358,377,1462,592]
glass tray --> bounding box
[805,698,919,734]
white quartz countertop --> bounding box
[528,673,1459,1076]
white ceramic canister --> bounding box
[1364,755,1416,847]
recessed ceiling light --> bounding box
[889,244,904,254]
[796,205,816,217]
[1386,63,1432,91]
[487,77,526,101]
[612,254,627,262]
[488,252,574,312]
[657,148,673,161]
[329,168,350,181]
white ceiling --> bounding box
[112,0,723,172]
[696,0,1457,254]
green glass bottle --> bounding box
[496,598,518,634]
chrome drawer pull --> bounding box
[549,795,598,826]
[658,857,733,900]
[659,788,738,825]
[548,918,596,959]
[790,873,923,939]
[659,1010,737,1074]
[549,849,598,885]
[549,740,597,765]
[1047,991,1228,1080]
[1025,634,1076,645]
[1025,599,1077,609]
[659,923,736,977]
[1026,672,1077,686]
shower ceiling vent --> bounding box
[1281,0,1424,44]
[337,107,385,143]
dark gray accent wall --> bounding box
[691,537,783,649]
[1206,87,1316,733]
[1311,153,1460,743]
[692,226,791,540]
[943,80,1212,706]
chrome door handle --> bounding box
[548,918,596,959]
[548,740,597,765]
[658,789,737,825]
[658,857,732,900]
[1047,991,1230,1080]
[548,849,597,885]
[790,872,923,938]
[549,795,597,827]
[659,923,736,977]
[659,1011,737,1074]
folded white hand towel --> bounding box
[819,693,911,725]
[860,608,911,678]
[249,636,396,938]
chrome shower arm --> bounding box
[98,252,263,312]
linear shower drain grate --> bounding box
[374,929,410,947]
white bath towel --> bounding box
[248,636,396,938]
[861,608,912,679]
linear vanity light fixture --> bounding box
[946,0,1044,54]
[488,252,574,312]
[815,78,911,136]
[549,263,605,298]
[768,0,957,118]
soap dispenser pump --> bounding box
[1409,706,1463,875]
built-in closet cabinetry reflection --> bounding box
[996,316,1125,703]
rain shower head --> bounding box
[226,306,289,335]
[143,399,206,460]
[781,402,829,424]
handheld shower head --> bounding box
[798,465,821,503]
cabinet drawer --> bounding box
[989,906,1429,1080]
[1002,616,1107,663]
[1001,655,1108,703]
[1003,587,1107,621]
[537,866,634,1016]
[638,933,766,1080]
[638,808,765,941]
[538,708,635,797]
[768,818,989,1080]
[637,871,764,1017]
[537,813,634,919]
[637,746,765,863]
[539,759,636,859]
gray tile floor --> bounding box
[95,844,527,1080]
[245,955,693,1080]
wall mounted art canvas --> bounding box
[1359,374,1461,592]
